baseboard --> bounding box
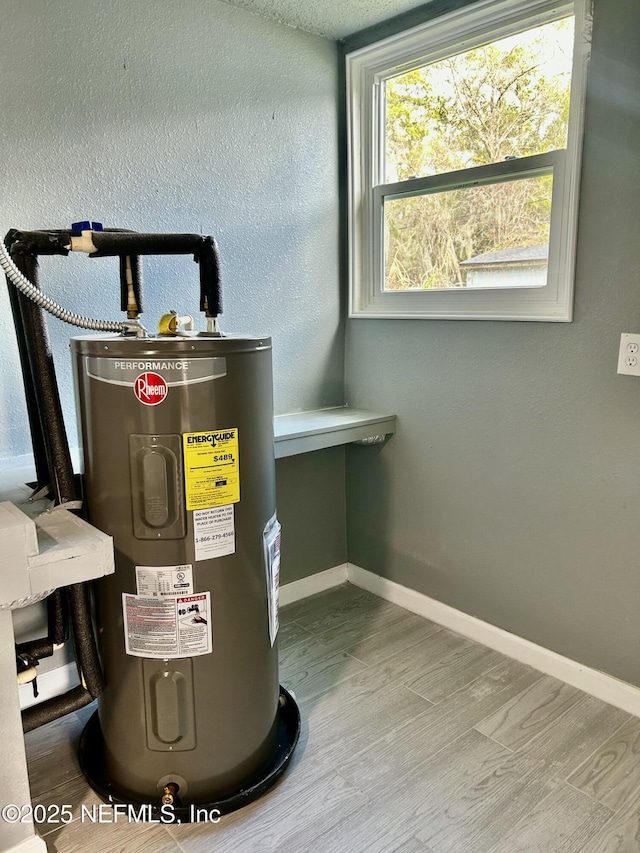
[346,563,640,718]
[19,662,79,710]
[280,564,348,607]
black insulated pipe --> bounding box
[68,583,105,698]
[7,227,222,318]
[15,586,68,661]
[198,235,223,318]
[16,638,54,661]
[19,582,104,731]
[11,252,76,505]
[5,229,71,257]
[48,587,69,647]
[4,270,49,489]
[89,231,206,256]
[89,231,223,318]
[17,580,104,735]
[22,685,94,734]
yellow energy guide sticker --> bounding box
[183,429,240,510]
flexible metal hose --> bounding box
[1,237,124,331]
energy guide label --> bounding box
[183,428,240,510]
[122,592,212,659]
[194,505,235,561]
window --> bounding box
[346,0,591,320]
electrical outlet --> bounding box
[617,333,640,376]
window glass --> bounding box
[384,174,553,291]
[384,18,575,183]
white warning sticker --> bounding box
[122,592,212,659]
[193,505,235,561]
[135,564,194,598]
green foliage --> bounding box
[384,19,572,290]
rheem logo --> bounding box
[134,372,168,406]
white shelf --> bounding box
[274,407,396,458]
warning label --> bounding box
[194,505,235,561]
[183,429,240,510]
[122,592,212,659]
[135,564,194,597]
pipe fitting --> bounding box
[69,230,97,254]
[161,783,180,806]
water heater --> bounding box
[2,226,299,817]
[72,333,298,817]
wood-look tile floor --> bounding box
[25,583,640,852]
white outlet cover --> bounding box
[617,333,640,376]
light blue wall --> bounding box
[0,0,343,460]
[345,0,640,685]
[0,0,346,586]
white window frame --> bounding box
[346,0,592,321]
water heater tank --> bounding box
[71,333,298,818]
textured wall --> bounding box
[345,0,640,684]
[0,0,342,460]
